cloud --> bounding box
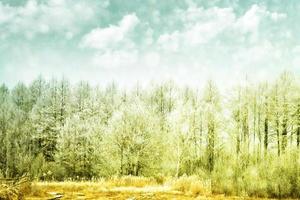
[235,4,286,34]
[158,7,235,50]
[0,0,102,39]
[79,13,140,70]
[80,14,140,50]
[0,0,295,90]
[232,41,282,69]
[91,50,139,69]
[157,4,286,51]
[183,7,235,45]
[157,31,181,51]
[291,46,300,72]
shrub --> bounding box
[242,166,268,197]
[190,180,211,196]
[211,158,240,196]
[43,162,67,181]
[153,174,166,184]
[264,153,300,198]
[171,175,194,193]
[210,152,300,199]
[171,175,211,196]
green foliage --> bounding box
[108,102,164,176]
[0,74,300,198]
[55,115,100,179]
[210,152,300,198]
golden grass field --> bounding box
[22,176,292,200]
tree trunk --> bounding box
[207,121,215,172]
[281,121,288,152]
[281,98,288,152]
[263,95,269,156]
[276,119,280,156]
[297,126,300,148]
[264,117,268,154]
[297,103,300,148]
[120,147,124,175]
[175,137,181,177]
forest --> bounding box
[0,72,300,198]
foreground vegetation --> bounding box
[24,176,296,200]
[1,176,298,199]
[0,72,300,198]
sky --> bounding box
[0,0,299,89]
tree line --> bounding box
[0,72,299,196]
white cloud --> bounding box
[119,14,140,32]
[157,31,180,51]
[80,13,139,50]
[158,7,235,50]
[0,3,16,24]
[91,50,138,69]
[184,8,235,45]
[157,4,286,51]
[144,28,154,45]
[79,13,140,70]
[231,41,284,80]
[235,5,263,33]
[0,0,102,39]
[0,1,292,90]
[270,12,286,21]
[291,46,300,71]
[235,5,286,34]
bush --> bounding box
[153,174,166,184]
[264,153,300,198]
[30,153,45,179]
[210,152,300,198]
[211,158,242,196]
[242,166,268,197]
[171,175,211,196]
[42,162,67,181]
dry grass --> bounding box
[107,176,158,187]
[28,181,107,198]
[170,175,211,196]
[0,184,19,200]
[0,177,31,200]
[24,177,296,200]
[25,176,158,199]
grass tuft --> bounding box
[107,176,158,187]
[171,175,211,196]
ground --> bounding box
[24,181,283,200]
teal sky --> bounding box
[0,0,299,88]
